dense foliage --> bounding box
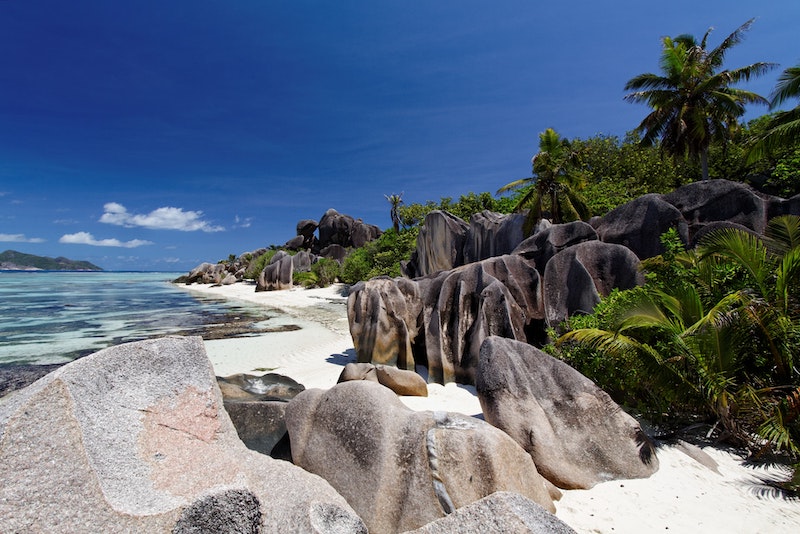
[553,220,800,484]
[340,228,419,284]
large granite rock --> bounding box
[316,209,381,249]
[183,262,230,284]
[256,251,294,291]
[286,381,555,534]
[476,336,659,490]
[347,254,544,385]
[217,373,305,459]
[423,254,543,385]
[403,491,576,534]
[542,240,643,328]
[463,210,527,264]
[0,337,366,533]
[512,221,598,274]
[348,277,424,371]
[411,210,470,277]
[592,194,689,259]
[663,179,769,237]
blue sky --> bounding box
[1,1,797,271]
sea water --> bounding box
[0,271,274,366]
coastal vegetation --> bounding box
[0,250,103,271]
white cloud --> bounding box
[99,202,224,232]
[234,215,253,228]
[0,233,45,243]
[59,232,153,248]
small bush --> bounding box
[244,250,277,280]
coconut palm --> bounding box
[384,192,403,233]
[747,64,800,162]
[624,19,774,180]
[497,128,590,233]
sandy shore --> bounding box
[178,281,800,533]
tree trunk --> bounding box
[701,149,709,181]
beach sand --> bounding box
[179,281,800,533]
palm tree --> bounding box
[624,19,775,180]
[559,216,800,450]
[747,64,800,162]
[385,193,403,233]
[497,128,590,233]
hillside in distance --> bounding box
[0,250,103,271]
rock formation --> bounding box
[285,381,555,533]
[337,362,428,396]
[0,337,366,533]
[217,373,305,459]
[404,491,576,534]
[542,241,644,328]
[476,336,659,490]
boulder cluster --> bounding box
[176,208,382,287]
[1,337,582,533]
[350,179,800,385]
[5,180,797,532]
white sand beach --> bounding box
[179,281,800,533]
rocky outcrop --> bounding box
[0,337,366,533]
[404,491,576,534]
[592,194,689,259]
[423,254,543,384]
[663,179,770,237]
[182,261,230,284]
[337,362,429,396]
[463,210,528,264]
[543,241,643,328]
[256,251,294,291]
[317,209,381,250]
[348,254,544,385]
[285,381,555,533]
[476,336,659,490]
[409,210,470,277]
[512,221,598,274]
[348,277,425,371]
[217,373,304,459]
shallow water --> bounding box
[0,271,279,365]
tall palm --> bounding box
[624,19,774,180]
[384,192,403,233]
[747,64,800,162]
[497,128,590,233]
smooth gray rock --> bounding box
[257,251,294,291]
[286,381,554,534]
[284,235,306,250]
[0,337,365,533]
[543,240,643,328]
[463,210,528,264]
[593,194,689,259]
[319,244,348,263]
[423,254,542,385]
[350,218,382,248]
[348,277,424,371]
[412,210,470,277]
[663,179,769,236]
[476,336,659,490]
[403,491,576,534]
[513,221,598,274]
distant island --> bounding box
[0,250,103,271]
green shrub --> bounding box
[244,250,277,280]
[311,258,341,286]
[340,227,418,284]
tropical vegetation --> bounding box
[554,219,800,489]
[624,19,775,181]
[497,128,590,233]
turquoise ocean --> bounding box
[0,271,274,366]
